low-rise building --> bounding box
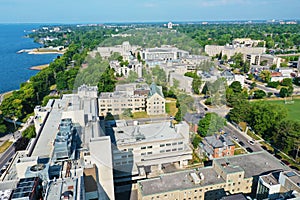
[137,151,291,200]
[110,60,143,78]
[94,41,140,61]
[200,134,235,159]
[141,45,189,61]
[169,72,193,94]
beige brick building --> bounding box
[137,152,291,200]
[146,83,166,115]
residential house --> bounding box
[200,134,235,159]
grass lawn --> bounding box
[247,130,261,141]
[265,99,300,122]
[0,140,12,153]
[165,101,178,117]
[132,111,149,119]
[234,148,246,155]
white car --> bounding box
[233,135,239,141]
[248,140,255,145]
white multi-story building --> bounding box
[111,120,192,179]
[95,41,140,61]
[141,45,189,61]
[109,60,143,78]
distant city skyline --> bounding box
[0,0,300,23]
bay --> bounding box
[0,24,58,93]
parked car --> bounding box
[246,147,253,153]
[233,135,239,141]
[248,140,255,145]
[239,141,245,146]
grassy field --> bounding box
[0,140,12,153]
[265,99,300,122]
[165,98,178,117]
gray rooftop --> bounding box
[149,83,164,98]
[204,134,234,148]
[214,151,291,178]
[139,167,225,196]
[113,121,187,146]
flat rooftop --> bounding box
[113,121,186,146]
[214,151,291,178]
[32,93,98,157]
[139,167,225,196]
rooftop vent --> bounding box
[30,164,46,172]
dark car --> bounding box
[281,160,290,166]
[239,141,245,146]
[246,147,253,153]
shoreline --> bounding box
[0,90,15,105]
[29,64,49,71]
[17,47,65,55]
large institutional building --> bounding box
[99,83,165,116]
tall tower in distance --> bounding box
[168,21,173,29]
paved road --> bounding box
[244,80,278,94]
[223,124,263,153]
[0,144,15,170]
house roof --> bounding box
[148,82,164,98]
[183,113,204,125]
[204,134,234,148]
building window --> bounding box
[160,150,165,153]
[147,152,152,155]
[166,143,171,146]
[178,141,183,145]
[160,144,165,147]
[147,146,152,149]
[172,142,177,145]
[166,149,171,152]
[172,148,177,151]
[141,147,146,150]
[178,148,183,151]
[141,153,146,156]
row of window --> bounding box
[100,99,145,103]
[160,141,183,147]
[114,160,133,166]
[141,152,152,156]
[160,148,183,153]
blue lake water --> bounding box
[0,24,58,93]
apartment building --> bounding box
[137,151,291,200]
[200,134,235,159]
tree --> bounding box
[22,125,36,139]
[281,78,293,87]
[267,81,280,88]
[279,87,290,97]
[247,74,254,80]
[253,90,266,99]
[122,108,133,118]
[259,70,271,83]
[229,81,242,93]
[192,75,202,94]
[98,67,117,93]
[126,71,138,83]
[250,82,257,89]
[197,113,226,137]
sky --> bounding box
[0,0,300,23]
